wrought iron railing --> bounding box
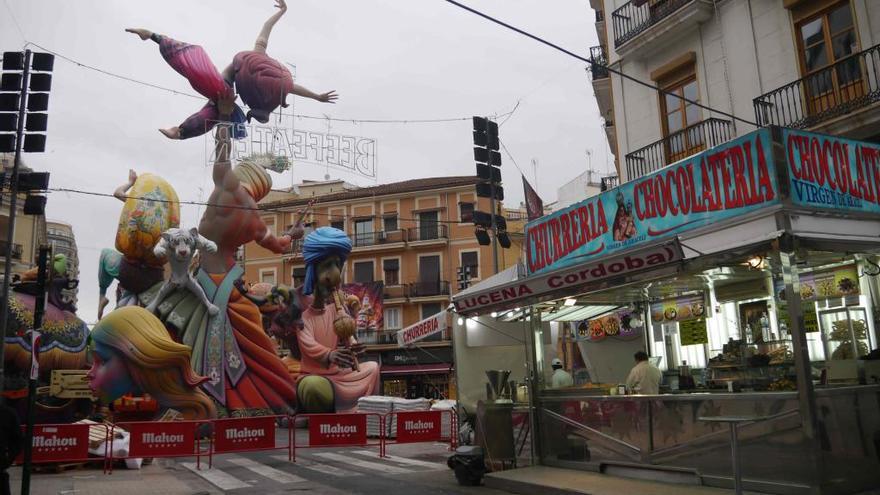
[600,176,619,191]
[589,45,609,80]
[612,0,694,48]
[409,280,450,298]
[406,224,448,242]
[353,230,406,247]
[753,44,880,129]
[625,118,732,180]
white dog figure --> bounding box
[147,227,220,316]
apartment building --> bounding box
[244,175,511,399]
[0,154,46,280]
[589,0,880,182]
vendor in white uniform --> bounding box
[626,351,662,394]
[550,358,574,388]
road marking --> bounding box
[271,455,361,477]
[226,456,307,484]
[182,462,251,491]
[314,452,413,474]
[352,450,447,469]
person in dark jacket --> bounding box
[0,399,22,495]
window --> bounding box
[421,303,444,342]
[795,2,862,115]
[418,211,439,240]
[460,251,478,279]
[292,267,306,288]
[353,261,374,283]
[459,202,474,223]
[354,219,374,247]
[383,215,398,232]
[383,258,400,285]
[659,75,703,163]
[330,219,344,231]
[259,269,276,285]
[263,216,276,236]
[384,307,402,330]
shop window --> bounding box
[460,251,478,280]
[353,261,374,283]
[384,307,402,330]
[383,214,398,232]
[659,74,704,164]
[795,2,863,119]
[383,258,400,285]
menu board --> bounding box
[574,309,643,342]
[797,266,859,301]
[679,319,708,346]
[650,294,706,323]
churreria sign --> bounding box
[525,128,780,275]
[453,242,683,314]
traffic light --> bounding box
[0,51,54,153]
[470,116,509,253]
[18,171,50,215]
[457,266,471,291]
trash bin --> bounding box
[447,445,486,486]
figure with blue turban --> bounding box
[296,227,379,414]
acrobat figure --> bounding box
[126,0,338,140]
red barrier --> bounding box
[16,423,109,472]
[110,420,212,473]
[383,410,457,451]
[212,415,290,465]
[293,413,384,460]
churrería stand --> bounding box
[452,127,880,494]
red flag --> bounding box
[522,176,544,221]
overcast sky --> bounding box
[2,0,605,324]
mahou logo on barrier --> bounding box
[214,416,276,453]
[309,413,367,446]
[128,421,196,457]
[396,411,442,443]
[20,424,90,463]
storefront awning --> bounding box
[380,364,452,375]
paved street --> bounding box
[10,430,516,495]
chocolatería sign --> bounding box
[453,242,682,314]
[525,128,779,275]
[783,128,880,214]
[396,311,447,347]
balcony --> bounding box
[383,284,408,301]
[406,224,448,244]
[0,240,23,260]
[611,0,712,57]
[351,230,407,251]
[408,280,450,299]
[754,44,880,138]
[358,329,451,347]
[625,118,733,180]
[600,176,620,192]
[589,45,609,80]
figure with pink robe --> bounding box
[126,0,337,140]
[295,227,379,414]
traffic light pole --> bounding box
[21,245,49,495]
[0,49,31,394]
[490,183,499,275]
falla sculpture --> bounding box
[126,0,338,140]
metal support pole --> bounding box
[525,308,543,464]
[729,423,742,495]
[21,244,49,495]
[0,49,32,394]
[776,240,823,490]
